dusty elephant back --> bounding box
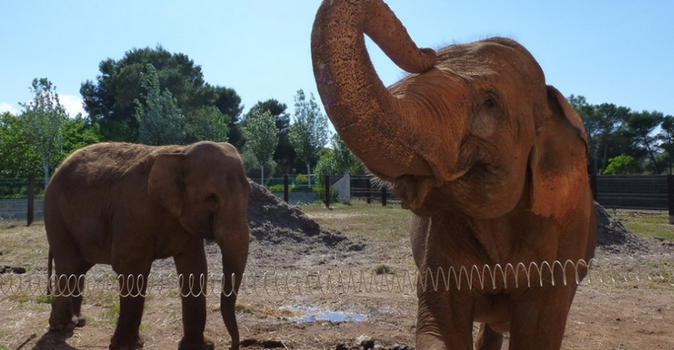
[44,143,185,226]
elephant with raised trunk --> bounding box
[311,1,597,349]
[42,141,249,350]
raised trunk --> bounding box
[311,0,437,179]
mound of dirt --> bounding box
[594,202,649,253]
[237,182,365,271]
[247,182,351,248]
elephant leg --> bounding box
[72,262,93,328]
[48,256,92,334]
[109,264,151,350]
[508,286,577,350]
[474,323,503,350]
[173,243,213,350]
[221,248,247,350]
[415,284,474,350]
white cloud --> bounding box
[59,94,86,118]
[0,102,19,115]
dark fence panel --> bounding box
[4,174,674,223]
[349,175,398,205]
[595,175,670,210]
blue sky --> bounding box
[1,1,672,121]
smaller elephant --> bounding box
[43,141,250,350]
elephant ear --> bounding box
[529,86,590,219]
[148,153,185,217]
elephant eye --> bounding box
[205,193,219,210]
[481,91,500,110]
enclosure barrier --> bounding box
[1,255,672,298]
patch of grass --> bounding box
[0,220,49,273]
[614,210,674,241]
[303,200,411,243]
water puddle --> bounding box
[288,307,368,323]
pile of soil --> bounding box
[206,182,366,271]
[246,182,353,248]
[594,202,649,253]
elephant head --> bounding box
[311,0,589,219]
[147,141,249,349]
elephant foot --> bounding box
[178,335,214,350]
[33,330,75,350]
[109,335,144,350]
[49,314,80,333]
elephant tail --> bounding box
[47,250,53,296]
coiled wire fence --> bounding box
[1,255,672,299]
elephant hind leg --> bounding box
[475,323,504,350]
[48,259,93,333]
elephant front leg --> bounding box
[174,247,212,350]
[110,266,151,350]
[507,285,577,350]
[415,283,475,350]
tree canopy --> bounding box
[19,78,69,187]
[289,90,330,186]
[242,109,279,183]
[81,46,241,142]
[571,94,673,175]
[245,99,295,173]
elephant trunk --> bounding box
[216,211,249,350]
[311,0,437,180]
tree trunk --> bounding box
[306,162,311,188]
[42,155,49,189]
[260,166,265,185]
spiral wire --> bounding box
[1,255,672,298]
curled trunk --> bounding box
[311,0,437,179]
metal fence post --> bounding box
[324,175,330,208]
[283,174,289,203]
[667,174,674,224]
[27,173,34,226]
[366,180,371,204]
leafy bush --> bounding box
[294,174,308,185]
[267,184,286,192]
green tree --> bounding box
[19,78,68,188]
[315,134,364,176]
[0,112,39,180]
[81,46,242,141]
[242,109,279,184]
[134,64,186,145]
[571,96,631,174]
[245,99,295,173]
[58,115,103,162]
[625,110,664,174]
[603,154,640,175]
[289,89,330,187]
[185,105,229,143]
[657,115,674,174]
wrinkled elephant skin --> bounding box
[311,1,597,349]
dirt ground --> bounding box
[1,185,673,349]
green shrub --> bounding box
[293,174,309,185]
